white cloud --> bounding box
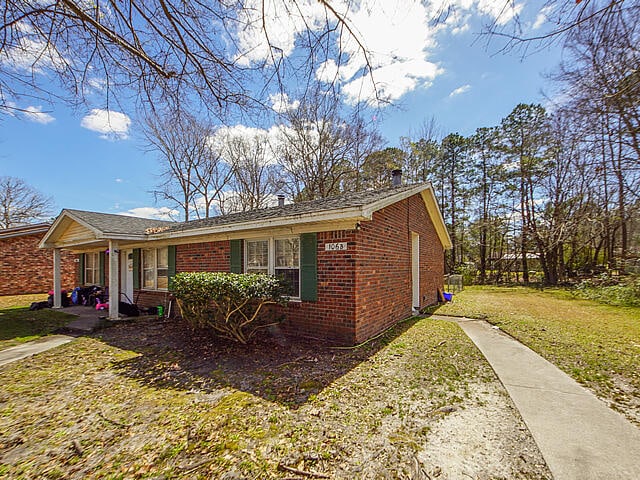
[234,0,328,67]
[532,5,554,30]
[81,109,131,140]
[213,124,283,165]
[115,178,123,183]
[474,0,524,26]
[23,105,55,124]
[118,206,178,221]
[269,92,300,113]
[0,22,67,73]
[87,77,107,92]
[449,84,471,98]
[230,1,528,106]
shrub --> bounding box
[171,272,288,343]
[573,275,640,307]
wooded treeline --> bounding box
[146,4,638,286]
[2,1,637,286]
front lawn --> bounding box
[0,294,48,310]
[0,316,550,479]
[0,306,75,350]
[436,285,640,424]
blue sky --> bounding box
[0,1,563,220]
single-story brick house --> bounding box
[0,223,76,296]
[40,183,451,344]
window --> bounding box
[275,238,300,297]
[246,239,269,274]
[245,237,300,297]
[142,247,169,290]
[84,252,100,285]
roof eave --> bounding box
[150,206,370,240]
[420,186,452,249]
[39,209,149,249]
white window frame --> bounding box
[141,246,169,291]
[84,252,100,285]
[245,237,300,299]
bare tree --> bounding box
[401,117,442,183]
[0,176,53,228]
[550,4,640,271]
[143,111,230,221]
[0,1,376,118]
[218,129,280,214]
[483,1,637,52]
[277,87,382,201]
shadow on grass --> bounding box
[0,307,75,343]
[93,316,421,409]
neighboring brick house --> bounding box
[0,223,76,296]
[40,183,451,345]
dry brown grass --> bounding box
[436,285,640,424]
[0,294,48,310]
[0,316,550,479]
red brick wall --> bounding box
[353,194,445,343]
[128,194,445,345]
[133,242,232,313]
[176,240,231,272]
[134,290,174,312]
[0,232,76,295]
[281,230,357,344]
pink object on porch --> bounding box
[96,301,109,310]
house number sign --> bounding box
[325,242,348,251]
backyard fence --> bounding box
[444,274,464,293]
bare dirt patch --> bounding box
[0,316,551,479]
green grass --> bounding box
[436,285,640,422]
[0,306,75,350]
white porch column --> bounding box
[52,248,62,309]
[108,240,120,320]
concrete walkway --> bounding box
[433,315,640,480]
[0,335,74,367]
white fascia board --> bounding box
[150,207,368,241]
[420,186,452,249]
[39,210,105,249]
[38,215,71,249]
[98,233,147,241]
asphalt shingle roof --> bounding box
[57,184,425,238]
[164,183,424,233]
[64,209,174,236]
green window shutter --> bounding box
[230,239,242,273]
[133,248,140,289]
[168,245,177,287]
[300,233,318,301]
[99,251,105,285]
[78,254,85,285]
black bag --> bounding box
[119,301,140,317]
[29,301,50,311]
